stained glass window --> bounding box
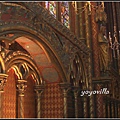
[61,2,70,28]
[45,1,56,18]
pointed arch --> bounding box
[0,54,5,73]
[11,65,23,80]
[5,51,43,85]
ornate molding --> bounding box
[0,2,90,82]
[25,2,90,53]
[4,50,43,85]
[0,73,8,92]
[34,84,45,95]
[0,54,5,73]
[17,79,27,96]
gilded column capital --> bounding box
[17,80,27,96]
[0,73,8,92]
[17,80,27,118]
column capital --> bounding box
[17,79,27,96]
[34,84,45,94]
[59,82,71,91]
[0,73,8,92]
[34,85,45,118]
[59,82,71,118]
[72,86,81,97]
[72,86,80,92]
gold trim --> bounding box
[0,55,5,73]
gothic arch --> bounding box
[0,2,90,83]
[0,26,67,83]
[0,2,92,118]
[70,52,89,89]
[5,51,42,85]
[0,54,5,73]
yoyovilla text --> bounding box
[81,88,109,96]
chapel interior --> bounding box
[0,1,120,118]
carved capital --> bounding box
[34,84,45,96]
[34,84,45,118]
[0,73,8,92]
[59,82,71,95]
[72,86,80,97]
[17,80,27,96]
[59,82,71,118]
[73,86,80,92]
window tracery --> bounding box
[61,2,70,28]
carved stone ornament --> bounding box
[17,79,27,96]
[0,73,8,92]
[0,2,90,82]
[95,4,107,25]
[34,84,45,95]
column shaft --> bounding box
[17,79,27,118]
[0,73,8,118]
[63,90,67,118]
[19,96,24,118]
[74,93,78,118]
[34,85,44,118]
[59,83,70,118]
[0,93,2,118]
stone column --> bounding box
[96,83,104,117]
[0,73,8,118]
[73,86,80,118]
[103,97,106,118]
[83,95,88,118]
[118,103,120,118]
[34,84,45,118]
[78,2,85,40]
[17,79,27,118]
[114,102,118,117]
[111,101,114,118]
[107,100,110,118]
[59,82,71,118]
[84,3,94,117]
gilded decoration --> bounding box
[0,73,8,92]
[95,4,107,24]
[17,79,27,96]
[98,25,109,74]
[4,50,43,85]
[0,2,90,82]
[95,3,109,76]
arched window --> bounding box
[45,1,56,18]
[61,2,70,28]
